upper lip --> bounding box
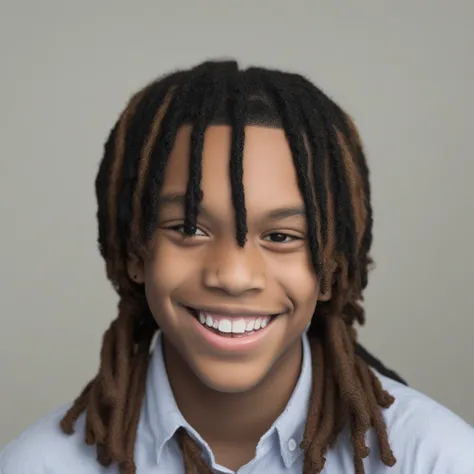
[183,304,285,317]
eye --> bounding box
[167,225,208,237]
[263,232,301,244]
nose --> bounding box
[202,241,266,296]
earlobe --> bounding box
[318,274,333,302]
[127,254,145,284]
[318,286,332,302]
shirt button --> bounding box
[288,438,297,452]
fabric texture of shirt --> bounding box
[1,331,474,474]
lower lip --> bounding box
[188,310,279,352]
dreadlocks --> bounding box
[60,60,397,474]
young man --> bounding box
[1,60,473,474]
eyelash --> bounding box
[166,225,302,244]
[167,225,207,237]
[264,233,301,244]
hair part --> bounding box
[61,60,396,474]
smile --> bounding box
[184,306,283,347]
[198,310,272,337]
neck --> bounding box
[163,338,304,446]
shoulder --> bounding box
[0,405,110,474]
[373,371,474,473]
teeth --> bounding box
[197,312,271,335]
[232,319,247,334]
[218,319,232,333]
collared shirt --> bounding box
[144,331,312,473]
[2,332,474,474]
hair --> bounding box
[60,60,397,474]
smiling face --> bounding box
[129,124,328,393]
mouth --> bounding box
[184,306,282,339]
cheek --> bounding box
[143,239,201,304]
[267,254,319,313]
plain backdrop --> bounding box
[0,0,473,448]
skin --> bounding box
[128,124,330,469]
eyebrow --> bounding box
[158,192,306,221]
[265,206,306,220]
[157,192,187,207]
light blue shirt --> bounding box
[1,332,474,473]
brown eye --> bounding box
[168,225,207,237]
[263,233,300,244]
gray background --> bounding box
[0,0,472,447]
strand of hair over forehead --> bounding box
[60,61,396,474]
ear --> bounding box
[127,253,145,284]
[318,271,333,302]
[318,284,332,302]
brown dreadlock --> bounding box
[60,60,397,474]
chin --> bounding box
[191,358,273,394]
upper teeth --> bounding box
[198,312,271,334]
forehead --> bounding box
[162,125,303,210]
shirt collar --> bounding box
[144,331,313,468]
[271,332,313,468]
[144,332,190,464]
